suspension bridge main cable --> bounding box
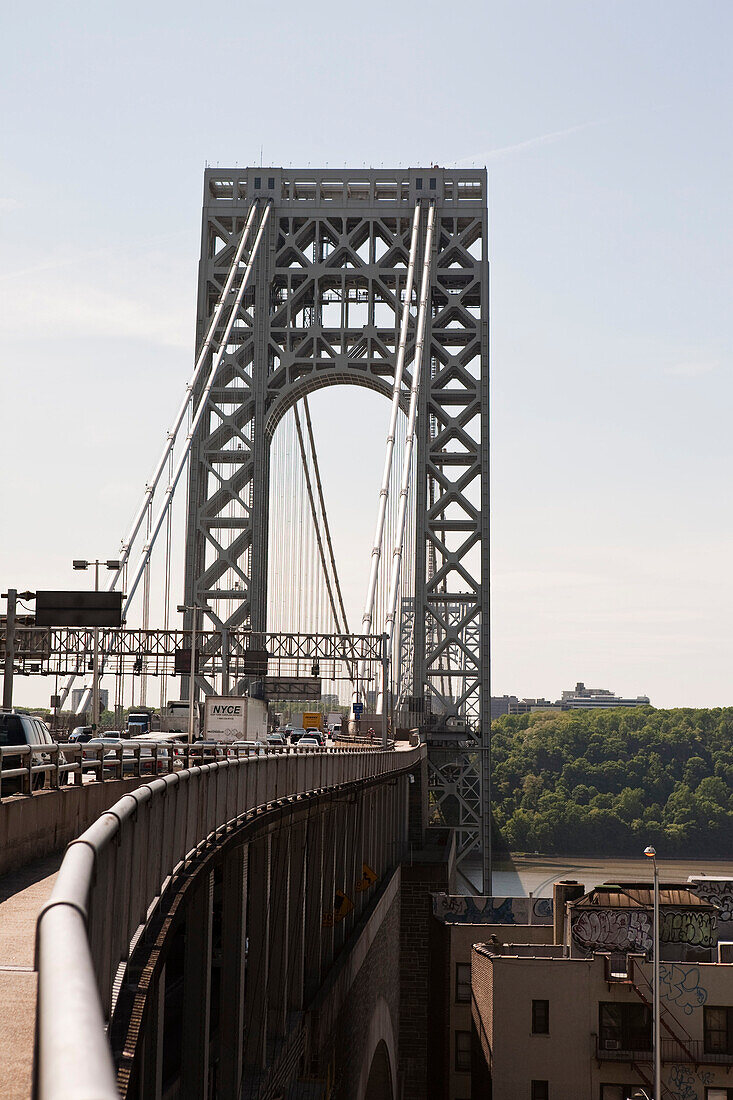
[360,203,421,640]
[377,201,436,715]
[58,201,263,711]
[122,200,272,617]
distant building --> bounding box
[508,698,556,715]
[491,683,651,718]
[560,682,650,708]
[490,695,518,719]
[70,687,109,714]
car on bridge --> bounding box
[297,735,321,749]
[288,727,307,745]
[0,711,64,794]
[68,725,95,744]
[82,738,170,778]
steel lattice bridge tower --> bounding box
[183,167,490,884]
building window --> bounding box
[254,176,261,189]
[454,1030,471,1072]
[268,177,275,189]
[706,1090,733,1100]
[455,963,471,1004]
[532,999,549,1034]
[430,177,437,190]
[704,1007,733,1054]
[599,1002,651,1052]
[415,177,423,190]
[531,1082,549,1100]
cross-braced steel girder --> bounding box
[184,167,491,887]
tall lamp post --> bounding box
[644,845,661,1099]
[73,559,120,730]
[177,604,202,744]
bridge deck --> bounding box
[0,854,61,1099]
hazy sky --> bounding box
[1,1,731,709]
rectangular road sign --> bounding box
[264,676,321,700]
[353,702,364,715]
[35,591,123,628]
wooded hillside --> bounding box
[492,707,733,856]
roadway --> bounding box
[0,853,61,1098]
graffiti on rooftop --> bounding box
[571,908,716,954]
[432,894,553,925]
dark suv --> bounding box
[0,711,58,794]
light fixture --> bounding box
[73,560,88,570]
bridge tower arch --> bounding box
[183,167,490,885]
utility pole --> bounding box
[178,604,202,744]
[2,589,17,710]
[644,845,661,1099]
[73,560,119,729]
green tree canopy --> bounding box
[491,707,733,858]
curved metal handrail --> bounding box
[35,743,423,1099]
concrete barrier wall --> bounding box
[0,779,150,877]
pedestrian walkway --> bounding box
[0,854,62,1099]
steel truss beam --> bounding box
[3,626,384,679]
[184,167,490,887]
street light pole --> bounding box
[92,560,100,731]
[644,845,661,1099]
[178,604,202,744]
[73,559,119,730]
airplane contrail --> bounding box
[454,118,606,166]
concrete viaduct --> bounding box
[5,739,450,1100]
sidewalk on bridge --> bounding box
[0,853,62,1099]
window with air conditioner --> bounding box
[599,1002,651,1052]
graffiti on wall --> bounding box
[668,1064,697,1100]
[432,894,553,925]
[571,909,652,952]
[661,910,716,949]
[688,878,733,929]
[571,908,716,954]
[666,1064,712,1100]
[660,965,708,1015]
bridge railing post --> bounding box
[303,811,324,1005]
[243,832,271,1070]
[287,820,307,1013]
[181,870,213,1098]
[218,844,248,1099]
[267,826,291,1038]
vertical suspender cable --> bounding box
[377,201,436,714]
[293,403,345,635]
[302,397,350,633]
[121,201,272,618]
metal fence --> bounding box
[0,736,392,797]
[35,739,423,1099]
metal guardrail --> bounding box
[35,741,424,1099]
[596,1036,733,1065]
[0,737,385,797]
